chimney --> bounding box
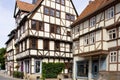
[89,0,94,4]
[32,0,37,4]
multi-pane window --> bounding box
[31,20,37,30]
[56,10,60,18]
[90,17,96,27]
[84,33,95,45]
[77,61,88,77]
[106,7,114,19]
[35,60,41,73]
[56,0,60,3]
[56,0,65,5]
[30,38,37,49]
[55,41,60,51]
[108,29,116,40]
[56,26,61,34]
[66,13,75,21]
[25,60,29,73]
[44,7,49,15]
[44,40,49,50]
[50,24,55,33]
[16,45,19,53]
[84,35,89,45]
[39,22,44,31]
[50,9,55,16]
[25,40,27,50]
[61,0,65,5]
[110,51,117,63]
[89,33,95,44]
[67,31,71,36]
[31,20,44,31]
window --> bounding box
[21,42,23,52]
[16,45,19,53]
[25,40,27,50]
[56,10,60,18]
[56,26,61,34]
[55,41,60,51]
[35,60,41,73]
[89,33,95,44]
[66,13,75,21]
[84,35,89,45]
[106,7,114,19]
[108,29,116,40]
[77,61,88,77]
[50,9,55,16]
[56,0,60,3]
[44,7,49,15]
[61,0,65,5]
[39,22,44,31]
[110,51,117,63]
[56,0,65,5]
[90,17,96,27]
[25,60,29,73]
[31,20,37,30]
[44,40,49,50]
[71,15,75,21]
[50,24,55,33]
[67,31,71,36]
[30,38,37,49]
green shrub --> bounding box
[13,71,24,79]
[42,63,65,78]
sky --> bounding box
[0,0,89,48]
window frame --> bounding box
[30,38,38,49]
[31,20,37,30]
[43,39,49,50]
[110,51,117,63]
[108,28,117,40]
[35,60,42,73]
[106,7,114,19]
[90,17,96,27]
[44,7,49,15]
[55,41,60,51]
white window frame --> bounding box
[110,51,117,63]
[35,60,42,74]
[106,7,114,19]
[89,33,95,44]
[84,35,89,45]
[108,28,116,40]
[90,17,96,27]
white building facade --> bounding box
[72,0,120,80]
[6,0,78,79]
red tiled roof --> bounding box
[71,0,114,27]
[16,0,35,12]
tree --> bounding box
[0,48,6,69]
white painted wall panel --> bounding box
[105,19,114,26]
[32,13,42,21]
[84,47,89,52]
[44,15,49,22]
[50,41,54,50]
[44,23,49,32]
[109,64,117,71]
[56,4,60,10]
[56,18,60,25]
[108,41,117,48]
[51,1,55,8]
[38,39,43,49]
[116,3,120,13]
[50,16,55,24]
[61,6,65,12]
[115,13,120,22]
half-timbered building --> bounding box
[6,0,78,79]
[5,29,17,76]
[71,0,120,80]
